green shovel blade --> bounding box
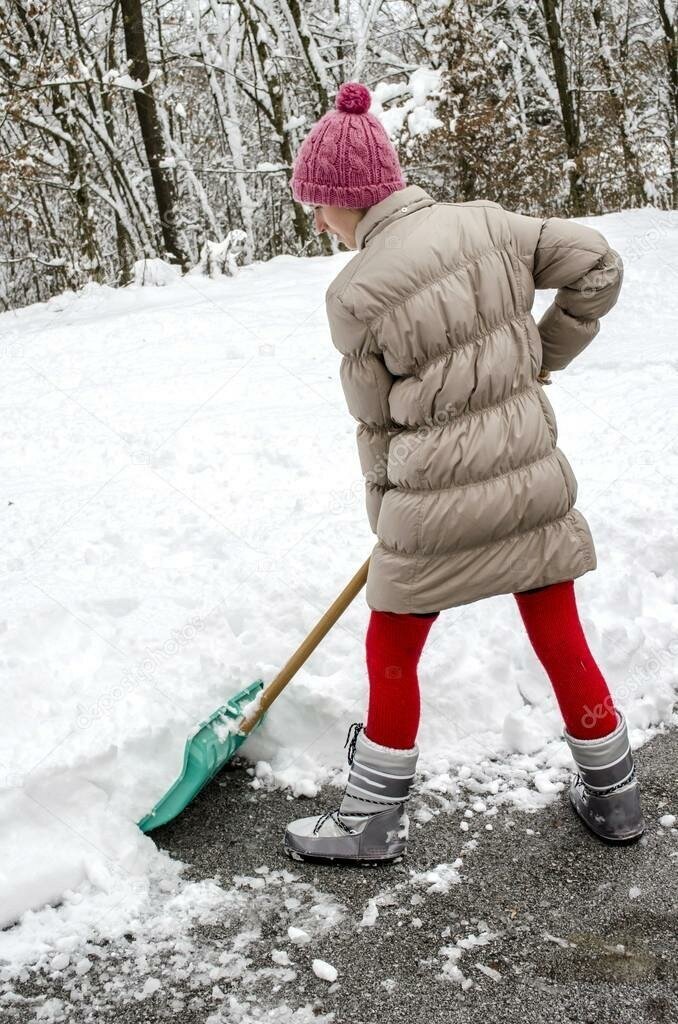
[137,678,266,833]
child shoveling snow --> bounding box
[283,81,642,864]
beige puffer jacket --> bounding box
[325,184,623,613]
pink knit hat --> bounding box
[290,82,406,209]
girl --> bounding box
[283,82,643,863]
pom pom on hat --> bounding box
[335,82,371,115]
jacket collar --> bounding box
[354,184,436,250]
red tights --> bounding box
[365,579,618,749]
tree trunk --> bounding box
[540,0,588,214]
[119,0,190,267]
[236,0,316,254]
[656,0,678,208]
[590,1,648,208]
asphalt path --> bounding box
[5,726,677,1023]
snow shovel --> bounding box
[137,556,371,833]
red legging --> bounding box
[365,579,618,749]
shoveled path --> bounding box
[6,728,678,1023]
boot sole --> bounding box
[283,843,406,866]
[568,791,645,845]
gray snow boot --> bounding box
[283,722,418,863]
[563,708,645,843]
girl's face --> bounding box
[311,204,366,250]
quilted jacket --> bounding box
[325,184,624,613]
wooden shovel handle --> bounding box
[238,556,371,735]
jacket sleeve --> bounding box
[326,288,396,534]
[505,210,624,372]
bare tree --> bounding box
[120,0,189,267]
[654,0,678,207]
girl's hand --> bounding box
[537,367,552,385]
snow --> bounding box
[257,160,290,171]
[311,958,338,983]
[372,68,444,140]
[137,976,161,998]
[474,961,502,981]
[438,924,499,987]
[659,813,675,828]
[290,777,319,798]
[287,927,311,946]
[410,860,463,894]
[0,208,676,971]
[359,898,379,927]
[533,769,566,794]
[133,257,182,286]
[110,73,143,91]
[542,932,575,948]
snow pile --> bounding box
[0,208,676,965]
[0,862,346,1018]
[133,257,182,286]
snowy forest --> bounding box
[0,0,676,311]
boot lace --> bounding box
[311,722,364,837]
[577,762,637,798]
[344,720,364,766]
[312,807,356,836]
